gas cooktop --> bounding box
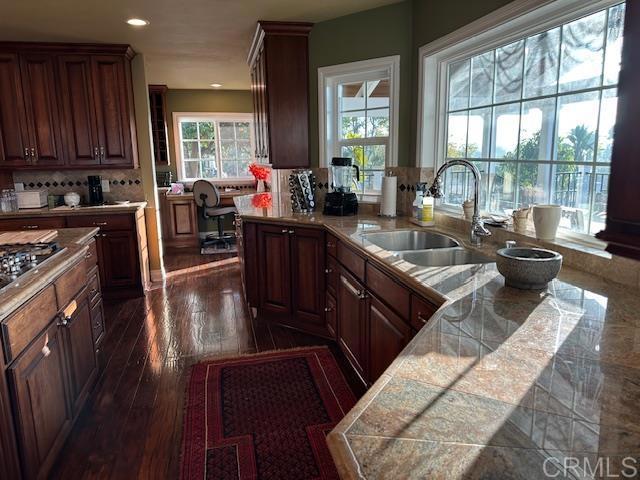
[0,243,62,293]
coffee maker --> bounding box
[88,175,104,205]
[323,157,359,216]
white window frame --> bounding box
[173,112,255,183]
[417,0,622,245]
[318,56,400,171]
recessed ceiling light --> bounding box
[126,18,149,26]
[210,83,223,88]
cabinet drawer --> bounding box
[66,214,134,231]
[410,295,439,331]
[55,260,87,309]
[337,241,365,282]
[0,217,66,231]
[1,285,58,363]
[366,262,411,320]
[87,267,101,305]
[84,239,98,270]
[90,300,105,347]
[326,233,338,258]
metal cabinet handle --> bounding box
[325,268,333,274]
[95,222,108,226]
[324,307,333,312]
[288,230,294,235]
[357,290,369,300]
[30,147,37,162]
[23,225,39,230]
[57,316,69,327]
[85,251,92,259]
[24,147,30,161]
[327,242,335,248]
[41,338,51,357]
[94,146,99,160]
[100,146,105,160]
[416,313,429,325]
[281,229,288,233]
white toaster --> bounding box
[16,189,48,209]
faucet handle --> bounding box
[505,240,516,248]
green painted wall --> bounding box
[158,89,253,180]
[308,1,413,167]
[308,0,515,167]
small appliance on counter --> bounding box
[289,170,317,213]
[88,175,104,205]
[15,189,48,209]
[323,157,359,216]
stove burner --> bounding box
[0,242,61,292]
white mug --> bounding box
[533,204,562,241]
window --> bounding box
[319,56,400,197]
[173,113,254,181]
[419,0,625,237]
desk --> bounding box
[158,188,255,248]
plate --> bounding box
[114,200,130,205]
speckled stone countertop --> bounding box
[0,202,146,218]
[0,227,98,322]
[235,193,640,479]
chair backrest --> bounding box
[193,180,220,209]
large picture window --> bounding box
[174,113,254,181]
[421,1,625,237]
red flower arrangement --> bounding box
[248,163,271,181]
[251,192,272,209]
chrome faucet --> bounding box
[428,159,491,246]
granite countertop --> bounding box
[0,227,99,322]
[0,201,147,218]
[235,193,640,479]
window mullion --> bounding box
[215,121,222,179]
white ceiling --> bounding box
[0,0,402,90]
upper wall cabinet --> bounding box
[596,3,640,260]
[248,21,312,169]
[0,43,138,170]
[148,84,170,165]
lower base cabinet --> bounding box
[9,321,73,480]
[368,295,411,382]
[337,267,368,380]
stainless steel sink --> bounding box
[398,248,493,267]
[362,230,459,252]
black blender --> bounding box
[323,157,359,216]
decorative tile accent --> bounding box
[12,169,145,203]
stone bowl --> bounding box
[496,247,562,290]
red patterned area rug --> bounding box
[180,346,357,480]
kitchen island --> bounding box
[234,193,640,479]
[0,227,104,480]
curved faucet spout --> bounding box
[429,159,491,246]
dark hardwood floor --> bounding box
[49,249,364,480]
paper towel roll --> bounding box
[380,175,397,217]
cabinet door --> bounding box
[62,296,97,415]
[0,341,21,480]
[20,53,65,167]
[0,53,30,167]
[257,223,291,315]
[250,64,261,160]
[98,230,139,289]
[290,227,326,335]
[337,267,367,378]
[91,55,134,166]
[9,322,72,480]
[243,222,259,306]
[58,55,100,166]
[368,295,411,383]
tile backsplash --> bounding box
[12,169,145,203]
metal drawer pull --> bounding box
[281,229,288,233]
[90,287,98,295]
[324,307,333,312]
[99,146,105,160]
[95,222,108,226]
[325,268,333,274]
[288,230,294,234]
[327,242,335,248]
[357,290,369,299]
[24,148,30,160]
[42,334,51,357]
[85,251,92,259]
[30,147,36,160]
[24,225,39,229]
[417,313,429,324]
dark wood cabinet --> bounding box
[325,292,337,340]
[57,55,100,167]
[596,2,640,259]
[159,192,199,248]
[149,84,170,165]
[290,227,326,335]
[241,220,259,307]
[62,295,97,416]
[337,267,368,379]
[0,53,30,167]
[9,321,72,480]
[98,230,139,290]
[0,42,138,170]
[368,295,411,382]
[19,53,65,167]
[0,339,21,480]
[257,223,292,315]
[248,22,312,168]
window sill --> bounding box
[434,207,611,260]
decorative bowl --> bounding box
[64,191,81,207]
[496,247,562,290]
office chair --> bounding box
[193,180,236,250]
